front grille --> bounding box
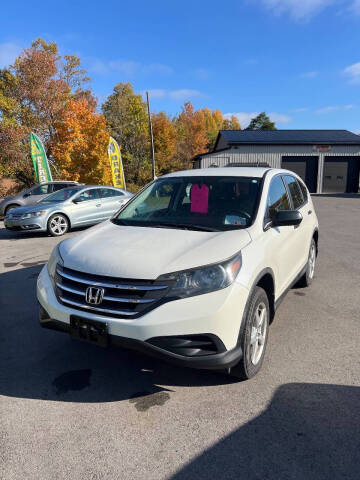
[55,265,172,318]
[7,213,22,219]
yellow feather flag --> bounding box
[108,137,126,189]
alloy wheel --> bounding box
[49,216,68,235]
[308,243,316,279]
[249,302,267,366]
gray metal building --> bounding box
[193,130,360,193]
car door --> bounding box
[23,183,52,205]
[98,188,126,220]
[283,175,311,275]
[263,175,298,297]
[70,188,103,226]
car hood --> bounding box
[60,220,252,279]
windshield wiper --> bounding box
[149,222,219,232]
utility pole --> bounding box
[146,91,156,180]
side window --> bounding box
[52,183,69,192]
[267,176,291,219]
[30,184,51,195]
[111,189,124,197]
[298,180,308,204]
[75,189,99,202]
[99,188,124,198]
[283,175,304,209]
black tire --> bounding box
[229,286,270,380]
[5,204,20,215]
[47,213,69,237]
[296,238,316,288]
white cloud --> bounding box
[143,63,173,75]
[0,42,22,68]
[224,112,291,127]
[291,107,310,112]
[87,58,172,77]
[343,62,360,83]
[349,0,360,14]
[315,104,354,114]
[145,89,203,101]
[300,71,318,78]
[258,0,334,21]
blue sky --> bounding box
[1,0,360,131]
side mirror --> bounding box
[72,199,80,204]
[23,193,30,198]
[273,210,303,227]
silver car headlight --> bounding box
[159,253,242,299]
[47,244,64,282]
[21,210,46,219]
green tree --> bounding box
[102,83,151,186]
[246,112,276,130]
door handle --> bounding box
[96,204,101,207]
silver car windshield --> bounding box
[112,176,262,231]
[40,188,82,203]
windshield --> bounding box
[40,187,81,203]
[112,176,262,231]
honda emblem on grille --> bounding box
[85,286,105,305]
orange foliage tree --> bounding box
[151,111,178,175]
[174,102,209,169]
[50,98,111,184]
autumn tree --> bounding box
[0,38,90,185]
[50,98,111,184]
[246,112,276,130]
[102,83,151,186]
[174,102,209,169]
[151,111,178,175]
[222,115,241,131]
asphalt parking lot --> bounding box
[0,195,359,480]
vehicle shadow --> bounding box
[0,265,236,404]
[170,382,360,480]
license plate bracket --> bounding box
[70,316,108,347]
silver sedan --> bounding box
[4,185,133,236]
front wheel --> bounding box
[47,214,69,237]
[5,204,20,216]
[228,286,270,380]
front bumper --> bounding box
[4,215,47,231]
[37,265,249,370]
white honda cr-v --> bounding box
[37,168,319,380]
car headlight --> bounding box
[47,244,64,282]
[21,210,46,219]
[159,253,242,299]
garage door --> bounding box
[323,157,360,193]
[322,162,348,193]
[281,156,318,193]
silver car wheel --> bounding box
[249,302,267,366]
[308,243,316,279]
[49,215,68,236]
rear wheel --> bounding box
[228,286,270,380]
[47,214,69,236]
[297,238,316,287]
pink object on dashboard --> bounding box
[190,184,209,214]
